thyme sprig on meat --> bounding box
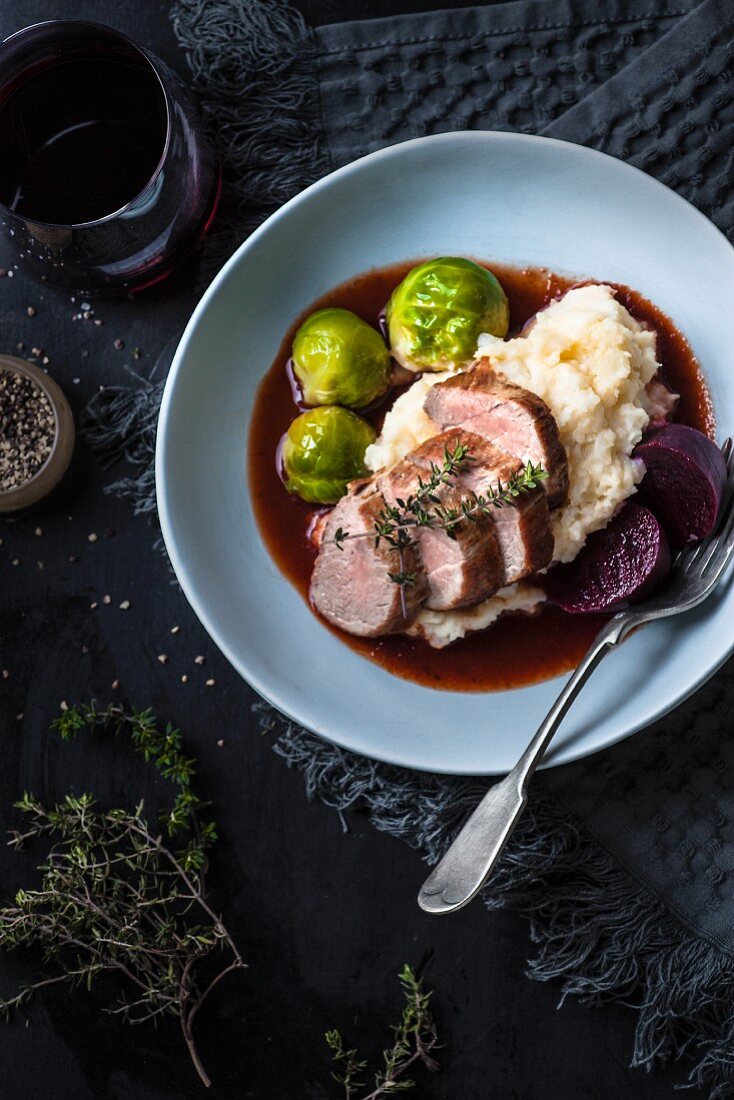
[331,443,548,611]
[0,703,245,1089]
[325,964,440,1099]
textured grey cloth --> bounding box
[88,1,734,1092]
[542,0,734,236]
[548,665,734,947]
[317,0,696,163]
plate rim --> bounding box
[156,129,734,775]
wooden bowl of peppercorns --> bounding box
[0,355,75,513]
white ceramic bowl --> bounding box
[156,132,734,775]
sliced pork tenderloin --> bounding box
[430,429,554,585]
[380,438,504,611]
[424,362,569,507]
[311,424,553,638]
[310,479,426,636]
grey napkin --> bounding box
[317,0,697,163]
[542,0,734,235]
[97,1,734,1092]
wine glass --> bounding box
[0,20,220,294]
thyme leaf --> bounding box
[325,965,440,1099]
[0,703,245,1089]
[328,446,548,598]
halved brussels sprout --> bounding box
[386,257,509,371]
[292,308,391,409]
[281,406,376,504]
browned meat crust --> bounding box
[380,442,504,611]
[435,430,554,585]
[424,361,569,507]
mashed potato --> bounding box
[478,283,658,561]
[364,283,660,647]
[364,371,448,472]
[409,583,546,647]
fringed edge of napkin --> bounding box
[170,0,332,278]
[81,377,164,519]
[263,702,734,1098]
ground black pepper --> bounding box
[0,369,56,492]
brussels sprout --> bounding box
[281,406,376,504]
[386,257,509,371]
[292,308,391,409]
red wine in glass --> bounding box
[0,21,220,294]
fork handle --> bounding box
[418,614,630,915]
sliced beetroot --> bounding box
[635,424,725,545]
[544,504,671,613]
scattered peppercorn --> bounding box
[113,338,124,350]
[26,306,35,317]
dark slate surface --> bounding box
[0,1,703,1097]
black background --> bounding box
[0,2,701,1098]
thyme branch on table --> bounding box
[0,702,245,1090]
[325,964,440,1099]
[332,443,548,594]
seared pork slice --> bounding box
[423,429,554,585]
[310,479,425,636]
[380,444,504,611]
[424,362,569,507]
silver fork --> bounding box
[418,439,734,916]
